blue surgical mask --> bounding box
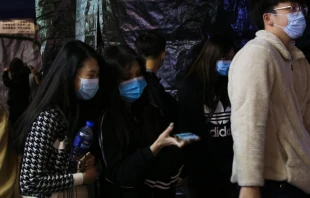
[216,60,231,76]
[76,77,99,100]
[119,77,147,102]
[273,12,306,39]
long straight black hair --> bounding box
[103,45,161,156]
[14,40,105,154]
[187,34,234,111]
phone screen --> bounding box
[174,133,200,141]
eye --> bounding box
[136,69,142,76]
[122,74,130,81]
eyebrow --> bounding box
[87,70,98,73]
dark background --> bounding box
[0,0,35,19]
[1,0,310,96]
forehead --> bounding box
[81,58,99,70]
[276,2,300,7]
[126,61,141,73]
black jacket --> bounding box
[178,74,233,187]
[98,87,183,198]
[144,71,180,131]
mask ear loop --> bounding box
[219,57,224,62]
[221,57,227,63]
[268,12,286,29]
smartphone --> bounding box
[174,132,200,142]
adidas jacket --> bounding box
[228,30,310,193]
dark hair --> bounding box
[9,58,25,75]
[187,34,233,111]
[14,40,105,154]
[103,45,160,155]
[104,45,146,86]
[250,0,306,29]
[135,30,166,58]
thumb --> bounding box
[163,122,174,136]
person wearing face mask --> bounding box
[13,40,107,198]
[229,0,310,198]
[178,34,235,198]
[98,45,198,198]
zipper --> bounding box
[150,102,164,117]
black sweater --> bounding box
[178,74,233,187]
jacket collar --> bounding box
[256,30,305,61]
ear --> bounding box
[161,51,166,61]
[263,13,274,26]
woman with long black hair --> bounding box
[178,34,235,198]
[99,45,195,198]
[14,40,107,197]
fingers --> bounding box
[173,137,200,148]
[168,137,185,148]
[85,154,95,167]
[86,154,95,162]
[163,122,174,135]
[85,161,95,168]
[188,136,200,142]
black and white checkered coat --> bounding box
[20,108,74,197]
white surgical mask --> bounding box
[76,77,99,100]
[272,12,306,39]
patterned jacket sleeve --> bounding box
[19,109,75,195]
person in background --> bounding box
[29,65,42,85]
[99,45,197,198]
[0,104,19,198]
[229,0,310,197]
[28,65,42,99]
[2,58,30,126]
[135,30,166,74]
[14,40,105,197]
[135,31,179,131]
[178,34,235,198]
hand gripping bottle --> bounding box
[69,121,94,172]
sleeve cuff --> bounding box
[142,147,155,161]
[237,177,265,187]
[73,173,84,186]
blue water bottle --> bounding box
[70,121,94,172]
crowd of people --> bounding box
[1,0,310,198]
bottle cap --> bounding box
[86,121,95,128]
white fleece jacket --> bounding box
[228,30,310,193]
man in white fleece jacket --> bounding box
[228,0,310,198]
